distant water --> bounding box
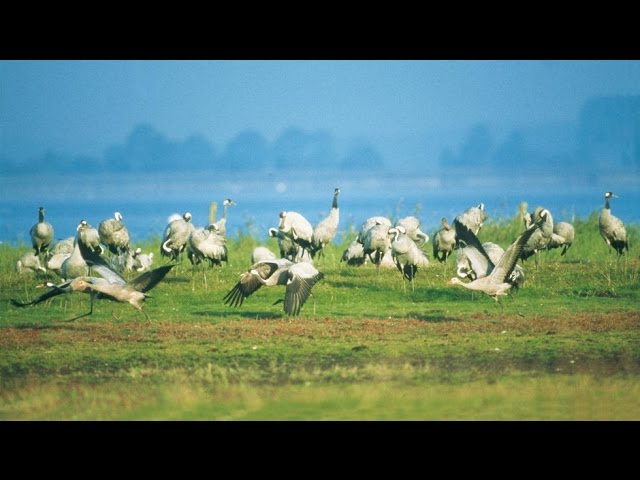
[1,171,638,247]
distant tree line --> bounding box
[1,125,385,175]
[439,95,640,174]
[1,95,637,176]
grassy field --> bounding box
[1,212,639,420]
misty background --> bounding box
[1,60,639,245]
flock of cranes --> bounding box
[10,190,631,320]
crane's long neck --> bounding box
[223,203,228,220]
[450,277,476,291]
[70,238,84,261]
[332,193,339,210]
[604,196,610,210]
[39,210,45,223]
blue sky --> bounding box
[2,60,640,163]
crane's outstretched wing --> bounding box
[453,219,488,254]
[88,263,127,286]
[453,219,493,277]
[492,221,541,284]
[223,275,263,308]
[10,280,72,307]
[128,264,176,293]
[222,261,284,308]
[283,263,324,316]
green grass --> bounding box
[1,213,639,420]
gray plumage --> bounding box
[433,217,456,263]
[448,219,540,301]
[251,246,277,264]
[269,227,298,261]
[268,227,313,263]
[187,223,228,266]
[310,188,340,258]
[389,226,430,282]
[16,252,47,274]
[76,220,104,259]
[61,234,90,280]
[548,222,575,256]
[455,203,488,236]
[131,249,154,272]
[361,220,392,267]
[47,252,71,275]
[395,216,429,247]
[11,263,175,321]
[50,237,75,256]
[223,258,324,316]
[356,216,391,244]
[109,247,155,273]
[98,211,130,255]
[379,250,398,269]
[211,199,236,238]
[30,207,54,256]
[341,238,367,266]
[46,237,75,275]
[521,208,554,261]
[278,211,314,258]
[161,212,196,261]
[456,240,525,289]
[599,192,628,257]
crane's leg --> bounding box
[131,302,151,323]
[375,252,382,278]
[410,266,415,293]
[65,295,94,322]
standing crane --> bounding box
[310,187,340,259]
[30,207,54,258]
[521,208,554,267]
[547,221,575,256]
[98,212,131,255]
[268,227,313,263]
[211,199,236,237]
[76,220,105,261]
[599,191,628,258]
[389,226,429,291]
[361,219,392,269]
[161,212,196,262]
[432,217,456,264]
[278,211,314,260]
[187,223,228,267]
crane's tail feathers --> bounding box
[402,265,417,281]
